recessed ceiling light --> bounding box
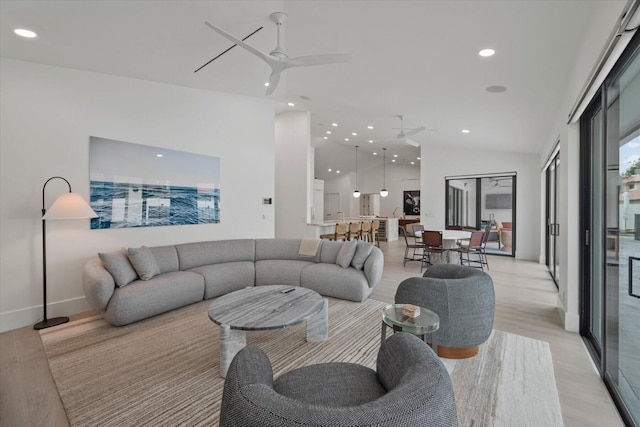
[373,152,378,155]
[367,126,373,129]
[368,140,373,143]
[326,131,331,134]
[462,129,470,133]
[328,168,332,172]
[410,161,415,165]
[287,102,295,107]
[323,136,328,140]
[393,154,398,158]
[392,159,396,163]
[156,154,163,158]
[332,123,338,127]
[479,48,495,57]
[345,138,349,141]
[336,170,340,174]
[14,28,37,38]
[352,132,357,136]
[486,85,507,93]
[417,157,421,160]
[264,82,270,87]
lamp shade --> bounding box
[353,190,361,198]
[43,193,98,220]
[380,189,389,197]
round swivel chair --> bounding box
[395,264,495,359]
[219,333,459,426]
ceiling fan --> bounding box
[203,12,352,95]
[376,115,434,147]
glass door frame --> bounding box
[445,172,517,257]
[545,148,560,287]
[579,30,640,427]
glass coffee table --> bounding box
[381,304,440,350]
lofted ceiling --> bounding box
[0,0,627,180]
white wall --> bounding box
[421,145,540,261]
[0,59,276,332]
[274,111,316,238]
[322,161,420,219]
[537,2,628,331]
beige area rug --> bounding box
[40,298,564,427]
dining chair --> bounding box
[400,227,424,266]
[319,222,348,241]
[360,220,371,241]
[371,219,380,246]
[421,230,445,272]
[453,230,486,270]
[347,221,361,241]
[412,224,424,244]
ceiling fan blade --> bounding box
[288,53,352,67]
[404,138,420,147]
[204,21,273,65]
[404,126,426,137]
[266,72,281,95]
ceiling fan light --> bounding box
[353,190,361,198]
[380,189,388,197]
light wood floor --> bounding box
[0,240,625,427]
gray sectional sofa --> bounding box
[83,238,384,326]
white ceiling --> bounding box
[0,0,627,180]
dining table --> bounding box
[415,229,472,264]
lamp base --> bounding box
[33,316,69,330]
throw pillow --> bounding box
[98,248,138,287]
[336,239,358,269]
[127,246,161,280]
[350,242,374,271]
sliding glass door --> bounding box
[545,151,561,286]
[445,174,516,256]
[581,33,639,427]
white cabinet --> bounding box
[360,193,380,216]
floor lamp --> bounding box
[35,176,97,330]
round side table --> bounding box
[381,304,440,351]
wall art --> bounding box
[89,137,220,229]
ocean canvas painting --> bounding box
[89,137,220,229]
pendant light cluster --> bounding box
[353,145,360,198]
[380,147,388,197]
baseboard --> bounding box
[557,306,580,332]
[0,296,90,333]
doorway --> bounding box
[445,173,516,256]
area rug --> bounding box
[40,298,563,426]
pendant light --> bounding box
[353,145,361,198]
[380,148,389,197]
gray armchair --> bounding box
[395,264,495,359]
[219,332,459,427]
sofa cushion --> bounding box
[127,246,161,280]
[255,259,314,287]
[98,248,138,287]
[176,240,255,270]
[256,239,321,263]
[301,264,372,302]
[149,245,180,274]
[103,271,205,326]
[336,240,358,268]
[351,242,374,271]
[189,261,256,299]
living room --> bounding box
[1,1,638,426]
